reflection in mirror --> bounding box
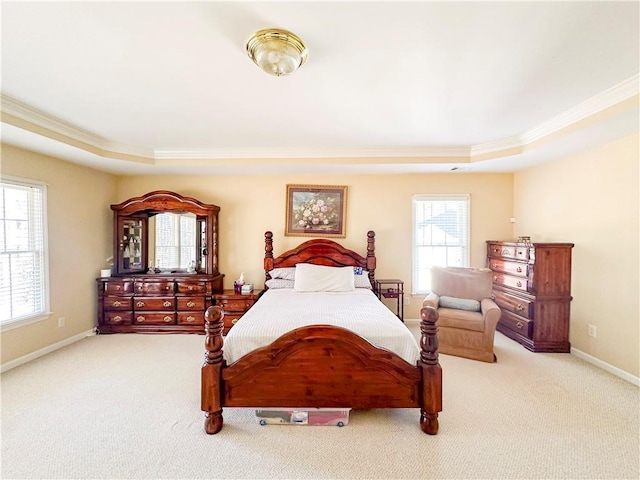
[148,213,197,270]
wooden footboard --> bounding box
[202,304,441,434]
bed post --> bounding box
[264,231,274,282]
[202,305,225,434]
[419,305,442,435]
[366,230,376,287]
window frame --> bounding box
[411,193,470,295]
[0,175,51,332]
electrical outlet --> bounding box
[404,297,411,306]
[58,317,65,328]
[588,324,597,338]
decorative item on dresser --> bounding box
[486,240,574,352]
[96,191,224,334]
[213,290,260,335]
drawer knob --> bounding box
[187,301,196,308]
[137,316,145,323]
[232,318,239,324]
[189,286,194,290]
[516,281,522,287]
[165,286,170,290]
[493,276,498,282]
[138,286,143,291]
[493,263,498,269]
[115,286,121,291]
[163,316,172,323]
[113,315,123,323]
[516,321,523,329]
[112,300,122,307]
[163,301,172,307]
[516,266,522,273]
[186,316,195,323]
[136,301,145,308]
[516,304,524,311]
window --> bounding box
[154,213,196,269]
[412,194,469,294]
[0,177,49,330]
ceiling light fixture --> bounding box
[245,28,308,76]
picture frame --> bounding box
[285,184,348,238]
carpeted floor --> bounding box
[1,325,638,480]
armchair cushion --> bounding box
[439,295,481,312]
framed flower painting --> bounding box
[285,184,348,238]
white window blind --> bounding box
[155,213,196,269]
[0,177,49,328]
[412,194,470,294]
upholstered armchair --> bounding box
[422,266,501,362]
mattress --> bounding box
[222,288,420,365]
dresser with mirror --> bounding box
[96,191,224,334]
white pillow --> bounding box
[268,267,296,280]
[294,263,355,292]
[265,278,295,289]
[353,270,372,289]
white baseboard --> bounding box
[571,347,639,386]
[1,329,95,373]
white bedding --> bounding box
[223,288,420,365]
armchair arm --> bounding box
[480,298,501,329]
[423,292,440,310]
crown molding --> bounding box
[0,95,153,159]
[153,146,471,160]
[2,74,638,164]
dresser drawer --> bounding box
[177,312,204,325]
[488,244,530,262]
[492,272,530,293]
[500,310,533,339]
[133,313,176,325]
[104,296,132,310]
[134,297,174,311]
[104,281,134,294]
[220,298,256,312]
[488,259,529,278]
[492,290,534,319]
[134,281,174,295]
[105,311,132,325]
[177,297,206,310]
[176,281,208,294]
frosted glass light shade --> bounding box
[245,29,308,76]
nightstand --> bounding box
[213,290,260,335]
[375,279,404,322]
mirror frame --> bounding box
[111,190,220,276]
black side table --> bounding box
[375,279,404,321]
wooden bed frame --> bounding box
[202,230,442,434]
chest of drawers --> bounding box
[97,274,223,334]
[486,241,574,352]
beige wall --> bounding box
[0,144,117,364]
[514,134,639,376]
[116,173,514,318]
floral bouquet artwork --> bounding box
[285,185,348,238]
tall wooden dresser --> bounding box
[486,241,574,352]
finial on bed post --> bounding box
[366,231,376,284]
[264,231,274,281]
[419,305,441,435]
[202,306,225,434]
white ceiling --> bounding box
[1,1,638,175]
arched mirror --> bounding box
[110,191,219,276]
